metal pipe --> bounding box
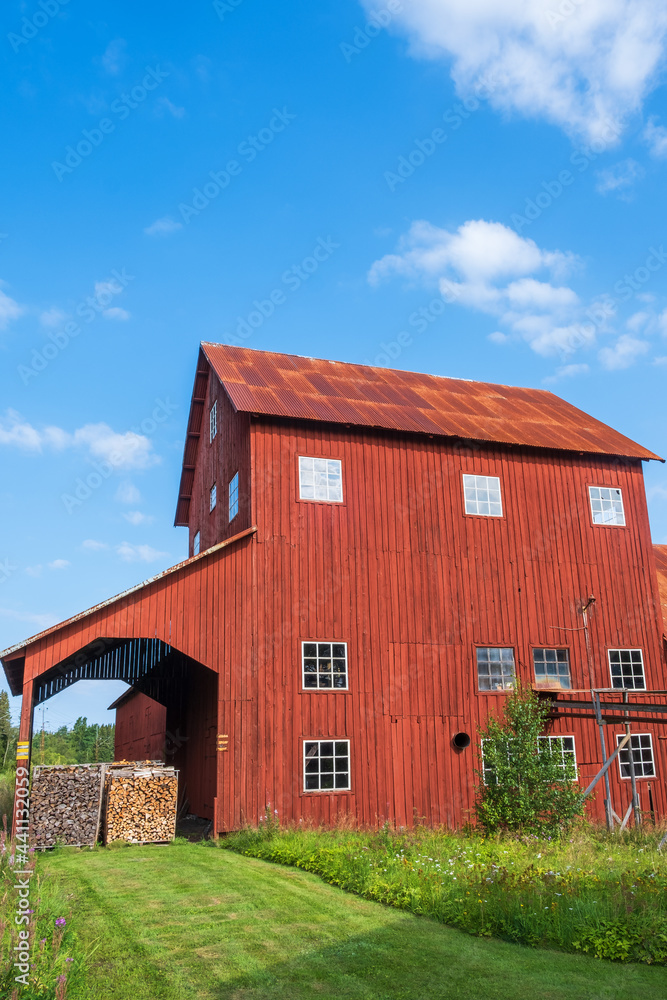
[593,691,614,831]
[624,691,641,827]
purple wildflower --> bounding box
[55,917,66,927]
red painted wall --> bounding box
[115,691,167,762]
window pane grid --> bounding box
[589,486,625,526]
[462,475,502,517]
[302,642,348,690]
[608,649,645,690]
[477,647,515,691]
[537,735,578,779]
[209,483,217,512]
[533,648,571,689]
[617,733,655,778]
[209,401,217,443]
[303,739,350,791]
[229,472,239,522]
[299,456,343,502]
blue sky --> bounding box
[2,0,667,729]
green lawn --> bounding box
[41,842,667,1000]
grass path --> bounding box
[43,842,667,1000]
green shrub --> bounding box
[474,685,585,835]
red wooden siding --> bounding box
[247,418,667,828]
[114,691,167,762]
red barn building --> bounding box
[3,343,667,832]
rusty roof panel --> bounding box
[199,343,661,461]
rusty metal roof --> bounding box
[654,545,667,629]
[201,343,661,461]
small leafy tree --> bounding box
[475,684,585,834]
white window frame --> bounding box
[481,735,578,784]
[229,472,239,522]
[298,456,343,503]
[616,733,655,779]
[537,735,578,780]
[301,641,348,691]
[209,483,217,512]
[532,648,572,690]
[608,649,645,691]
[303,739,350,792]
[476,647,515,692]
[462,474,503,518]
[193,530,201,556]
[209,401,217,443]
[588,486,625,526]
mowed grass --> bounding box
[41,841,667,1000]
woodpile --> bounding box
[30,764,105,848]
[103,763,178,844]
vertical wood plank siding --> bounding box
[249,418,667,829]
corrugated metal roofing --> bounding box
[201,343,661,461]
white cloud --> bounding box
[0,412,158,470]
[144,216,183,237]
[598,334,650,370]
[82,539,108,551]
[362,0,667,142]
[543,363,590,384]
[101,38,127,76]
[595,158,644,197]
[24,565,42,578]
[116,542,168,563]
[0,285,24,330]
[40,307,67,328]
[115,483,142,504]
[48,559,70,570]
[156,97,185,118]
[0,607,58,629]
[102,307,131,321]
[123,511,153,526]
[369,219,587,357]
[643,116,667,158]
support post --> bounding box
[593,691,614,830]
[624,691,641,828]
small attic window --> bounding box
[193,531,200,556]
[210,483,217,512]
[299,457,343,502]
[210,401,217,443]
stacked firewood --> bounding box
[30,764,105,848]
[103,763,178,844]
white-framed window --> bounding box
[210,483,217,512]
[608,649,645,690]
[481,735,577,784]
[229,472,239,522]
[298,456,343,503]
[616,733,655,779]
[302,642,348,690]
[209,401,217,443]
[589,486,625,526]
[193,530,201,556]
[533,649,571,690]
[462,474,503,517]
[476,647,515,691]
[537,735,578,779]
[303,739,350,791]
